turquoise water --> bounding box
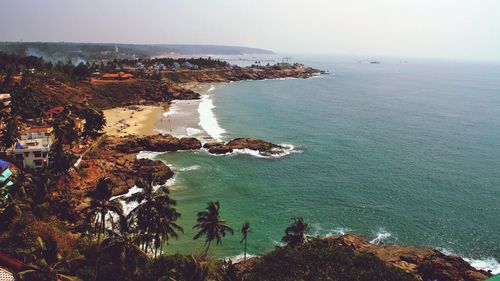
[157,57,500,271]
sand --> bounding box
[103,104,167,137]
[103,82,226,140]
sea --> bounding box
[148,55,500,273]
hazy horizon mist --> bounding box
[1,0,499,61]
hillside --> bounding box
[0,42,274,63]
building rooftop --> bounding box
[19,126,53,135]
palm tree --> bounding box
[282,217,310,247]
[193,201,234,257]
[240,222,250,262]
[100,215,149,280]
[16,237,81,281]
[127,177,183,257]
[0,116,19,152]
[82,177,123,242]
[82,108,106,139]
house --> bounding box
[46,106,65,119]
[0,93,11,113]
[0,251,23,281]
[182,62,199,69]
[11,126,54,169]
[0,160,15,210]
[0,93,11,131]
[101,72,134,80]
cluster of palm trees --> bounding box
[81,176,256,269]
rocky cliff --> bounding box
[324,234,489,281]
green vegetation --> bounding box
[239,238,418,281]
[193,201,234,257]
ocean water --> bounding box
[155,56,500,272]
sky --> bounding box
[0,0,499,61]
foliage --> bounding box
[240,222,250,262]
[193,201,234,257]
[126,176,183,258]
[81,177,122,242]
[81,108,106,139]
[282,217,309,247]
[15,236,82,281]
[240,238,418,281]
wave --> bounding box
[136,151,164,160]
[232,144,302,159]
[177,165,201,172]
[186,127,204,136]
[207,86,216,93]
[370,230,392,244]
[225,252,257,263]
[163,101,179,117]
[437,248,500,274]
[198,94,226,141]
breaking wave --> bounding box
[370,230,392,244]
[437,248,500,274]
[198,94,226,141]
[225,252,257,263]
[232,144,302,159]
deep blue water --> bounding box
[158,57,500,271]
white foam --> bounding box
[272,240,286,247]
[186,127,203,136]
[225,252,257,263]
[198,94,226,141]
[177,165,201,172]
[325,227,351,237]
[466,257,500,275]
[437,248,500,274]
[136,151,163,160]
[231,144,302,159]
[207,86,216,93]
[370,230,392,244]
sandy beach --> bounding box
[103,104,167,136]
[155,82,226,142]
[103,82,226,141]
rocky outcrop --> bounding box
[65,135,284,196]
[204,138,286,156]
[328,234,491,281]
[111,135,202,154]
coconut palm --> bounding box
[82,177,122,242]
[0,116,19,152]
[100,215,149,280]
[193,201,234,257]
[127,177,183,257]
[240,222,250,262]
[16,237,81,281]
[282,217,310,247]
[82,108,106,139]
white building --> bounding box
[0,93,11,112]
[12,126,53,169]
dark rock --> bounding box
[179,137,202,150]
[208,145,233,154]
[226,138,279,151]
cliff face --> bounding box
[24,77,199,112]
[163,67,322,83]
[328,234,490,281]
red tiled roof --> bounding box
[46,106,65,115]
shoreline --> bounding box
[154,82,228,143]
[103,104,168,137]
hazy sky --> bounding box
[1,0,499,61]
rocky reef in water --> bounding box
[64,135,284,195]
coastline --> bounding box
[154,82,227,143]
[103,104,168,137]
[99,73,498,276]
